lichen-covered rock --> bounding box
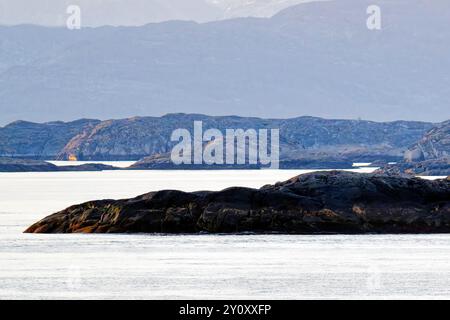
[25,171,450,234]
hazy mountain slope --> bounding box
[1,0,449,124]
[205,0,319,19]
[0,119,100,158]
[0,0,314,26]
[25,171,450,234]
[375,121,450,176]
[0,0,222,26]
[404,121,450,162]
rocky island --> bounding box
[376,120,450,176]
[25,171,450,234]
[0,157,118,172]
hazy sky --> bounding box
[0,0,320,26]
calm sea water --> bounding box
[1,169,450,300]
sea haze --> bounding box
[0,0,317,26]
[1,169,450,299]
[1,0,449,124]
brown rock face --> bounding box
[25,171,450,235]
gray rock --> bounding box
[405,120,450,161]
[404,148,425,163]
[378,121,450,176]
[0,157,118,172]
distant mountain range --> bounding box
[1,0,450,124]
[0,114,436,165]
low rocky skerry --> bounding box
[25,171,450,234]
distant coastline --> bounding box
[1,114,449,175]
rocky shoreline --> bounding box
[374,158,450,177]
[2,114,448,173]
[25,171,450,234]
[0,157,118,172]
[1,114,433,163]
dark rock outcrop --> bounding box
[404,120,450,162]
[375,158,450,177]
[377,121,450,176]
[57,163,120,172]
[129,152,355,170]
[0,157,118,172]
[0,157,59,172]
[25,171,450,234]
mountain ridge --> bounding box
[1,0,449,124]
[0,113,436,163]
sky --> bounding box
[0,0,320,26]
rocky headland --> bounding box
[376,121,450,176]
[129,152,356,170]
[0,157,118,172]
[25,171,450,234]
[0,119,100,159]
[374,158,450,177]
[0,114,434,167]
